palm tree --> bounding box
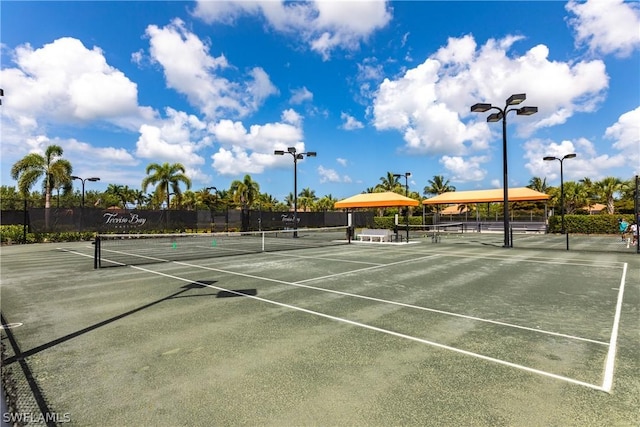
[376,172,402,193]
[284,192,295,211]
[423,175,456,197]
[298,187,317,211]
[105,184,133,209]
[316,194,338,211]
[10,144,72,208]
[131,190,148,209]
[595,177,624,214]
[256,193,279,211]
[230,174,260,211]
[527,177,548,193]
[141,162,192,210]
[178,190,198,210]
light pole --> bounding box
[274,147,317,237]
[71,176,100,208]
[393,172,411,242]
[205,186,218,232]
[543,153,576,234]
[471,93,538,248]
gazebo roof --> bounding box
[334,191,420,208]
[423,187,550,205]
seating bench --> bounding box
[357,228,394,242]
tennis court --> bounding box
[1,231,638,426]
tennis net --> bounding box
[396,223,465,242]
[94,226,351,268]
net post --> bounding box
[566,232,569,251]
[94,236,100,269]
[261,231,265,252]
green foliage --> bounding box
[0,225,95,244]
[548,214,636,234]
[373,216,426,229]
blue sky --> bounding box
[1,0,639,202]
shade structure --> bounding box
[423,187,550,205]
[335,191,419,209]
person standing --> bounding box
[618,218,629,241]
[629,221,638,247]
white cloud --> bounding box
[207,111,306,176]
[604,107,640,173]
[211,146,276,175]
[605,107,640,152]
[336,158,348,167]
[192,0,392,60]
[523,138,626,183]
[0,37,147,129]
[566,0,640,58]
[145,19,276,119]
[317,165,350,184]
[340,112,364,130]
[372,34,608,156]
[135,108,209,176]
[289,87,313,105]
[440,156,487,183]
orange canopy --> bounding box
[335,191,420,209]
[422,187,549,205]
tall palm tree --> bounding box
[316,194,338,211]
[256,193,279,211]
[423,175,456,197]
[298,187,317,211]
[376,172,402,193]
[423,175,455,222]
[10,144,72,208]
[178,190,198,210]
[595,176,624,214]
[105,184,133,209]
[230,174,260,211]
[141,162,192,210]
[527,177,548,193]
[284,192,295,211]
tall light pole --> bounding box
[393,172,411,242]
[543,153,576,234]
[274,147,317,237]
[471,93,538,248]
[71,176,100,208]
[206,186,218,232]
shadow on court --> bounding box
[2,280,226,366]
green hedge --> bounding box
[372,216,425,229]
[0,225,95,244]
[549,214,636,234]
[366,214,636,235]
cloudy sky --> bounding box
[1,0,639,201]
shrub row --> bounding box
[368,214,637,235]
[0,225,95,244]
[548,214,637,234]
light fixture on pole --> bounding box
[274,147,317,237]
[543,153,576,234]
[71,176,100,208]
[471,93,538,248]
[393,172,411,243]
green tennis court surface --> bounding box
[1,239,638,426]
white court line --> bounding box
[601,262,628,393]
[60,247,620,391]
[110,258,610,392]
[172,257,608,347]
[63,246,611,346]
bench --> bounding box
[357,228,394,242]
